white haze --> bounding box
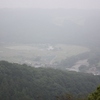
[0,0,100,75]
[0,0,100,9]
[0,0,100,45]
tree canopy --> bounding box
[0,61,100,100]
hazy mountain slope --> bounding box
[58,48,100,75]
[0,61,100,100]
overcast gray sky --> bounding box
[0,0,100,9]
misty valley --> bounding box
[0,43,89,67]
[0,43,100,75]
[0,8,100,100]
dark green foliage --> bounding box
[56,93,88,100]
[56,94,73,100]
[88,85,100,100]
[0,61,100,100]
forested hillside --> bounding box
[58,47,100,75]
[0,61,100,100]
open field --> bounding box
[0,43,89,67]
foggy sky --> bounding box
[0,0,100,9]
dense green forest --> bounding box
[0,61,100,100]
[56,85,100,100]
[88,85,100,100]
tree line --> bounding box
[0,61,100,100]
